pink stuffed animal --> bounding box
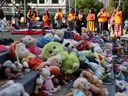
[21,35,41,56]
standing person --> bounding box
[114,6,123,37]
[76,10,86,35]
[67,9,75,30]
[109,9,116,32]
[124,18,128,34]
[27,6,38,29]
[86,9,96,32]
[42,9,51,29]
[0,7,4,20]
[54,8,64,28]
[97,8,109,34]
[15,6,24,28]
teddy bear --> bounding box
[21,35,41,56]
[9,41,45,70]
[43,54,62,67]
[0,60,23,79]
[80,69,103,88]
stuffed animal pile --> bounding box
[0,28,128,96]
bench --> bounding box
[0,50,39,95]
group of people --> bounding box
[8,6,127,37]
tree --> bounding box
[72,0,103,16]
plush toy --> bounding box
[80,69,103,88]
[35,75,49,96]
[48,66,60,77]
[53,29,65,40]
[36,35,53,48]
[60,51,80,74]
[115,80,128,94]
[76,40,91,51]
[42,41,64,60]
[0,60,23,79]
[21,35,41,56]
[62,39,75,52]
[115,92,128,96]
[40,68,59,94]
[0,80,29,96]
[9,41,45,70]
[43,54,62,66]
[66,77,91,96]
[42,41,80,74]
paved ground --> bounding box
[0,31,41,41]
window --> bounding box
[52,0,58,3]
[39,0,45,3]
[32,0,37,3]
[6,0,11,3]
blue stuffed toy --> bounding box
[36,35,53,48]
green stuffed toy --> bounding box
[42,41,80,74]
[42,41,64,60]
[60,51,80,74]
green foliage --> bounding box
[72,0,103,16]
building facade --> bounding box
[2,0,73,16]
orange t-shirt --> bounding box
[97,12,109,22]
[55,12,64,20]
[114,11,122,24]
[42,15,49,22]
[67,12,75,21]
[87,13,95,21]
[27,10,37,20]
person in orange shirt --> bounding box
[54,8,64,28]
[67,9,75,30]
[42,9,51,29]
[86,9,96,32]
[114,6,123,37]
[27,6,38,29]
[97,8,109,34]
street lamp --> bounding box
[119,0,121,6]
[75,0,76,13]
[69,0,71,11]
[23,0,26,22]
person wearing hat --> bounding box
[67,9,75,30]
[27,6,38,29]
[54,8,64,28]
[76,10,86,35]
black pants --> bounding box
[98,21,108,33]
[76,20,86,35]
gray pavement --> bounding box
[0,31,41,41]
